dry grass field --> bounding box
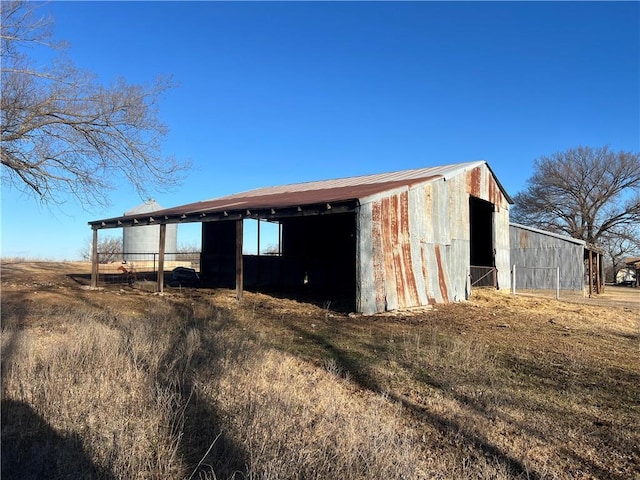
[1,260,639,479]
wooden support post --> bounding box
[236,219,243,301]
[257,218,261,256]
[157,223,166,293]
[595,253,602,294]
[90,228,99,288]
[589,250,593,298]
[257,219,261,285]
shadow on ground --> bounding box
[1,399,115,480]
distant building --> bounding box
[619,257,640,287]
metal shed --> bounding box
[89,160,513,314]
[509,223,605,295]
[510,223,586,291]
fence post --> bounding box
[512,265,516,296]
[556,266,560,300]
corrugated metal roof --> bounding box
[90,160,512,228]
[213,160,483,198]
[509,222,586,245]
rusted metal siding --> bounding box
[357,163,511,314]
[357,180,463,313]
[466,165,509,211]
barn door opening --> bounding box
[469,196,496,287]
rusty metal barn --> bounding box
[89,160,513,314]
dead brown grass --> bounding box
[2,261,639,479]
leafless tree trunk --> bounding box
[1,1,188,209]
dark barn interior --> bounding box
[469,196,496,287]
[200,212,357,306]
[469,196,495,267]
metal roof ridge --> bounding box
[510,222,586,245]
[208,160,487,200]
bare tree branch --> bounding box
[1,1,189,209]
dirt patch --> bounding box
[513,285,639,310]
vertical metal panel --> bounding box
[430,180,450,245]
[447,175,472,300]
[494,208,511,290]
[422,242,444,304]
[408,187,429,305]
[423,184,434,243]
[380,196,399,310]
[449,239,470,301]
[434,244,450,301]
[370,202,386,312]
[356,203,371,313]
[399,192,420,307]
[380,192,421,310]
[448,175,468,241]
[468,167,482,200]
[357,202,388,314]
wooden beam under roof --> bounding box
[88,201,359,230]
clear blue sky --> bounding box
[2,1,638,260]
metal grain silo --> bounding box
[123,200,178,261]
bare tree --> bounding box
[80,235,123,263]
[511,146,640,245]
[1,1,188,209]
[176,241,201,263]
